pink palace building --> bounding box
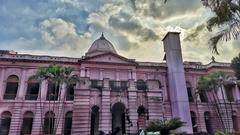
[0,32,239,135]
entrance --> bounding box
[112,102,126,135]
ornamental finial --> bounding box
[100,32,105,40]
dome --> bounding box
[86,33,117,57]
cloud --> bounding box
[0,0,238,64]
[131,0,201,19]
[108,11,159,41]
[39,18,91,55]
[184,24,206,42]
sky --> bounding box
[0,0,239,64]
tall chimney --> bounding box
[162,32,193,133]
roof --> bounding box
[86,33,117,57]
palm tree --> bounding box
[231,53,240,80]
[145,118,186,135]
[34,64,79,135]
[164,0,240,54]
[196,71,233,134]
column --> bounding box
[80,68,85,77]
[128,79,138,134]
[234,84,240,102]
[39,80,48,100]
[86,68,90,78]
[99,78,111,133]
[16,69,27,100]
[100,69,104,80]
[0,67,6,100]
[132,71,136,81]
[163,32,193,133]
[116,70,119,81]
[9,103,23,135]
[128,70,132,80]
[56,83,67,134]
[31,103,44,134]
[72,78,91,135]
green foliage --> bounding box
[164,0,240,54]
[145,118,185,134]
[214,131,228,135]
[34,64,79,85]
[197,71,226,94]
[231,53,240,80]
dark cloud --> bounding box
[108,11,159,41]
[132,0,201,19]
[184,24,206,41]
[109,12,141,31]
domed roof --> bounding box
[86,33,117,56]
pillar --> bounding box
[16,69,27,100]
[162,32,193,133]
[128,79,138,133]
[99,78,112,133]
[72,78,91,135]
[39,80,47,100]
[0,67,6,100]
[56,83,67,134]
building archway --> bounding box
[91,106,99,135]
[137,105,146,130]
[112,102,126,135]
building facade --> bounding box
[0,32,239,135]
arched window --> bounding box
[204,111,213,133]
[136,80,147,91]
[21,111,34,135]
[186,82,194,102]
[4,75,19,99]
[0,111,12,135]
[199,91,208,103]
[91,106,99,135]
[225,86,234,102]
[44,111,55,134]
[66,83,75,101]
[25,78,40,100]
[232,111,239,132]
[137,106,146,129]
[190,111,198,133]
[46,81,59,101]
[64,111,72,135]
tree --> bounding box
[145,118,185,135]
[197,72,232,134]
[164,0,240,54]
[231,53,240,80]
[34,64,79,135]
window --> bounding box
[43,111,55,134]
[186,82,194,102]
[190,111,198,133]
[21,111,33,135]
[225,86,234,102]
[137,106,146,129]
[232,111,239,132]
[4,75,19,99]
[204,112,213,133]
[46,81,59,101]
[66,84,75,101]
[109,81,128,91]
[90,106,99,135]
[0,111,11,135]
[25,78,40,100]
[136,80,147,91]
[90,80,103,90]
[199,91,208,102]
[64,111,73,135]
